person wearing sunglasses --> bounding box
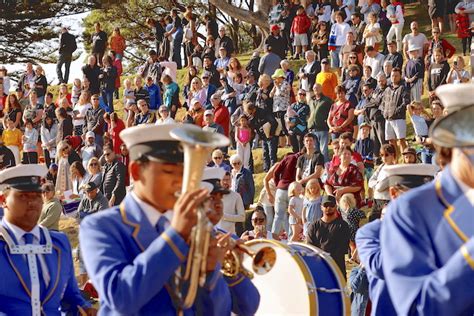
[241,207,279,241]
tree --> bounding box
[0,1,100,64]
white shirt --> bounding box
[155,117,175,125]
[364,52,385,79]
[301,62,315,92]
[131,191,173,227]
[217,191,245,234]
[403,33,428,58]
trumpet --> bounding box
[221,240,277,279]
[169,125,230,309]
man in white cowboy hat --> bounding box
[380,84,474,315]
[79,124,259,314]
[0,164,95,315]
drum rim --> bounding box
[290,242,351,316]
[246,239,318,315]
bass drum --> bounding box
[243,239,350,315]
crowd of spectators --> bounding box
[0,1,472,313]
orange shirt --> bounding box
[316,71,338,101]
[2,128,22,147]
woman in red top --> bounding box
[327,85,355,140]
[324,146,364,206]
[107,112,125,154]
[456,9,471,55]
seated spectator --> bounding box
[402,147,418,164]
[203,109,225,135]
[185,98,205,126]
[447,56,470,84]
[209,149,231,173]
[46,163,58,185]
[39,182,63,231]
[241,208,279,240]
[155,105,175,125]
[134,99,156,125]
[70,161,89,198]
[85,157,102,187]
[325,145,364,206]
[145,76,162,111]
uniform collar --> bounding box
[130,191,173,227]
[2,219,40,244]
[450,168,474,206]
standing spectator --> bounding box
[2,118,22,165]
[55,107,73,145]
[316,59,338,101]
[255,74,273,114]
[204,14,219,40]
[146,17,165,55]
[288,181,305,241]
[145,77,162,112]
[70,161,88,198]
[57,27,77,84]
[381,68,409,155]
[0,66,10,94]
[355,122,375,201]
[23,91,43,128]
[386,0,404,52]
[298,50,321,92]
[140,50,163,86]
[56,83,72,107]
[426,27,456,67]
[214,47,231,75]
[235,114,252,169]
[291,6,312,59]
[339,193,366,260]
[272,152,302,235]
[99,55,117,113]
[308,83,332,162]
[21,119,38,164]
[73,91,91,136]
[161,75,180,119]
[278,6,294,57]
[270,69,292,143]
[363,13,382,51]
[384,40,404,69]
[306,195,350,276]
[109,27,126,60]
[101,146,126,206]
[427,48,450,100]
[3,94,22,129]
[428,0,446,33]
[39,182,62,231]
[91,22,108,67]
[216,25,235,56]
[134,100,156,125]
[210,93,230,137]
[82,55,101,95]
[268,0,284,25]
[350,13,367,49]
[456,8,471,56]
[402,21,429,60]
[55,141,73,195]
[83,94,105,147]
[363,46,385,79]
[202,36,217,62]
[287,89,310,153]
[17,62,35,95]
[202,109,224,134]
[343,65,362,110]
[108,51,122,99]
[301,179,322,237]
[360,0,381,23]
[403,46,424,102]
[312,21,330,61]
[407,101,430,144]
[265,24,289,60]
[107,112,125,154]
[85,157,102,187]
[164,9,184,69]
[202,73,217,107]
[295,133,325,185]
[33,66,47,105]
[203,56,221,88]
[219,171,245,234]
[328,85,355,140]
[258,44,282,77]
[41,116,58,168]
[230,154,255,232]
[329,11,352,73]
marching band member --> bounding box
[380,84,474,315]
[201,167,260,315]
[0,164,95,315]
[356,164,438,316]
[79,124,259,315]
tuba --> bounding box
[169,125,229,309]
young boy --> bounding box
[354,122,375,205]
[403,46,424,102]
[145,76,162,112]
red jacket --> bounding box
[213,103,230,137]
[456,13,470,38]
[291,13,311,35]
[113,59,123,89]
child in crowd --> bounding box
[456,8,471,56]
[235,114,252,169]
[302,179,322,238]
[123,79,135,123]
[339,193,366,261]
[22,119,39,164]
[354,122,374,205]
[145,76,162,112]
[280,59,296,103]
[407,101,430,144]
[2,118,22,164]
[288,181,304,242]
[71,78,82,105]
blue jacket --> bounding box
[145,83,162,110]
[232,167,255,206]
[349,266,369,316]
[381,167,474,315]
[356,220,396,316]
[0,222,90,315]
[80,194,259,315]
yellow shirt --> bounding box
[316,72,338,101]
[2,128,22,147]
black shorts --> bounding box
[429,1,445,19]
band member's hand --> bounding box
[172,189,209,240]
[81,307,97,316]
[206,236,228,272]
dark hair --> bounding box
[71,161,87,177]
[340,145,353,154]
[56,107,67,119]
[304,132,316,140]
[25,119,33,126]
[334,85,346,94]
[365,45,375,53]
[252,208,266,219]
[46,92,53,98]
[381,143,396,156]
[340,132,353,142]
[392,67,402,75]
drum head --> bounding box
[244,239,317,315]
